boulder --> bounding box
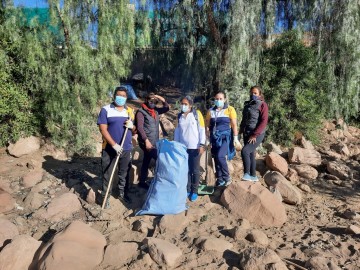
[239,247,288,270]
[265,152,288,176]
[197,237,233,252]
[159,115,175,133]
[132,219,152,234]
[37,220,106,270]
[245,230,269,246]
[293,164,318,180]
[346,225,360,234]
[34,193,81,222]
[0,189,15,213]
[264,142,283,155]
[158,212,189,234]
[298,184,312,193]
[22,170,43,188]
[23,192,45,210]
[0,235,41,270]
[103,242,138,267]
[220,182,287,227]
[285,168,300,185]
[143,237,182,267]
[305,256,340,270]
[299,136,315,150]
[288,147,321,166]
[7,136,41,157]
[327,161,350,179]
[0,219,19,248]
[264,171,302,205]
[331,142,350,156]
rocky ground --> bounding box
[0,91,360,270]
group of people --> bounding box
[97,85,268,208]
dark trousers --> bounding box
[241,132,265,176]
[139,148,158,184]
[101,150,131,200]
[211,139,230,181]
[187,149,201,194]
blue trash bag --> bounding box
[122,84,138,100]
[136,139,189,216]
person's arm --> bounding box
[136,112,147,141]
[229,107,238,136]
[252,102,268,137]
[99,124,116,146]
[154,94,170,114]
[205,110,211,138]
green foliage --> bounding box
[259,31,326,145]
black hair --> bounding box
[113,86,128,97]
[250,85,264,99]
[214,91,226,98]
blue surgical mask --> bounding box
[214,100,224,108]
[181,105,189,113]
[115,96,126,106]
[250,94,259,101]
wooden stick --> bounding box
[282,258,308,270]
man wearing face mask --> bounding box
[97,86,136,208]
[239,85,268,182]
[136,92,169,189]
[174,96,206,202]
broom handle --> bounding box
[101,127,129,210]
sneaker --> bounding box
[242,173,253,181]
[216,179,226,187]
[250,175,259,182]
[119,194,132,204]
[224,179,232,186]
[190,193,198,202]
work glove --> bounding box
[233,135,242,151]
[112,143,123,156]
[124,120,134,130]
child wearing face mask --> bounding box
[174,96,206,202]
[239,85,268,182]
[135,92,169,189]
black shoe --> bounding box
[138,182,149,189]
[119,194,132,204]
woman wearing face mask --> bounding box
[136,92,169,189]
[239,85,268,181]
[174,96,206,202]
[205,91,241,187]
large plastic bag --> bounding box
[136,139,188,215]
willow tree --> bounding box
[1,1,135,154]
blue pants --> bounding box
[139,148,158,184]
[187,149,201,194]
[211,139,230,181]
[241,133,265,176]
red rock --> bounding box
[37,220,106,270]
[7,136,41,157]
[220,182,287,227]
[22,170,43,188]
[0,235,41,270]
[288,147,321,166]
[0,219,19,247]
[0,189,15,213]
[265,152,289,176]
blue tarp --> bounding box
[122,84,138,100]
[136,139,188,216]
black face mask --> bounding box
[148,102,156,109]
[250,94,259,101]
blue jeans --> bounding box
[187,149,201,194]
[241,133,265,176]
[211,138,230,181]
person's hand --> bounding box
[112,143,123,155]
[124,119,134,130]
[145,139,153,151]
[199,146,205,155]
[248,135,257,144]
[153,95,165,103]
[233,135,242,151]
[206,129,210,138]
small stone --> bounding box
[346,225,360,234]
[298,183,312,193]
[143,237,182,267]
[245,230,269,246]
